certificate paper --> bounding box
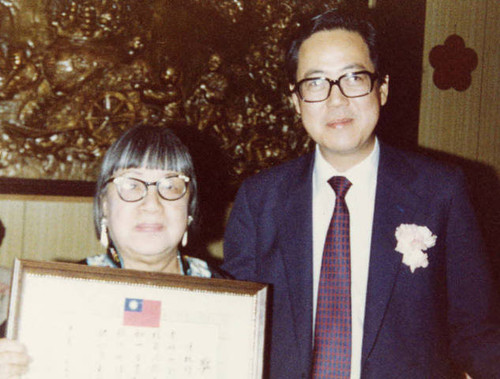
[7,259,267,379]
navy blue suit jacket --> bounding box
[222,143,500,378]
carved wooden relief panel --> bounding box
[0,0,369,192]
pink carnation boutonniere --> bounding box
[395,224,437,273]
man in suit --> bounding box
[222,8,500,379]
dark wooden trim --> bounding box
[0,177,96,197]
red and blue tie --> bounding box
[312,176,352,378]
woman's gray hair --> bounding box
[93,123,198,240]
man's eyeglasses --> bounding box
[292,70,378,103]
[106,174,190,202]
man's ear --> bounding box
[290,84,301,115]
[379,74,389,106]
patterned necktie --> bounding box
[312,176,352,378]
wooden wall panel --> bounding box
[0,198,25,267]
[23,197,103,264]
[418,0,500,283]
[419,0,487,160]
[477,0,500,172]
[0,196,104,268]
[419,0,499,177]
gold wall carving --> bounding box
[0,0,363,187]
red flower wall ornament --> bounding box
[429,34,478,91]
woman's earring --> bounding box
[181,230,188,247]
[181,216,193,248]
[100,218,109,249]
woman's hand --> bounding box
[0,339,29,378]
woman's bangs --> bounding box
[112,141,186,174]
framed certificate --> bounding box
[7,259,268,379]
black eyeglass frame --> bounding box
[105,174,191,202]
[292,70,379,103]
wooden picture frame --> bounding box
[7,259,268,379]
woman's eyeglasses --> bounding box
[106,174,190,202]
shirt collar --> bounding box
[313,138,380,190]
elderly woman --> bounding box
[0,123,219,377]
[87,123,213,277]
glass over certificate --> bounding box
[7,259,267,379]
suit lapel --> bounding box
[361,144,422,366]
[278,154,315,364]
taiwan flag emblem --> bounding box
[123,298,161,328]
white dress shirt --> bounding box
[312,139,379,379]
